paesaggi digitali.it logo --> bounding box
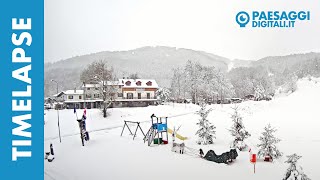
[236,11,250,27]
[236,11,310,28]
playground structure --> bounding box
[144,114,169,146]
[118,113,240,165]
[120,121,146,140]
[167,128,187,141]
[77,117,90,146]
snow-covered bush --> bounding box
[195,101,216,145]
[257,124,282,160]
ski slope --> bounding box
[44,78,320,180]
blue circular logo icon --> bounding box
[236,11,250,27]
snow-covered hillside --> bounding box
[44,46,230,96]
[44,78,320,180]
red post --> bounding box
[250,154,257,174]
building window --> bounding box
[146,81,152,86]
[95,87,99,90]
[118,93,123,97]
[138,93,141,99]
[127,93,133,99]
[87,87,91,90]
[136,81,142,86]
[68,95,73,99]
[94,94,100,98]
[79,96,82,99]
[147,93,150,99]
[86,94,92,98]
[125,81,131,86]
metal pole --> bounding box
[52,79,62,143]
[56,82,62,143]
[120,121,126,136]
[83,81,86,109]
[220,80,223,107]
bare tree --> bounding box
[171,67,185,101]
[170,60,235,104]
[128,73,140,79]
[80,60,116,118]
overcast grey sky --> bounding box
[45,0,320,62]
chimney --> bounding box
[74,87,76,93]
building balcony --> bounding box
[110,96,158,102]
[119,96,157,100]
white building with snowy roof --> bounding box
[114,79,159,107]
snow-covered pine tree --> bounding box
[229,106,250,150]
[195,101,216,145]
[257,124,282,160]
[283,154,311,180]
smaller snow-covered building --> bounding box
[82,83,104,109]
[56,89,85,109]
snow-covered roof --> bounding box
[53,91,65,97]
[64,90,84,95]
[83,81,123,87]
[82,79,157,88]
[106,81,123,86]
[83,84,100,88]
[119,79,158,88]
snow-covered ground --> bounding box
[44,78,320,180]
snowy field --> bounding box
[44,78,320,180]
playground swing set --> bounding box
[120,120,146,140]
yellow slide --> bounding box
[167,128,188,140]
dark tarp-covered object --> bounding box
[204,149,238,164]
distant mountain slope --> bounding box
[232,59,253,68]
[45,46,320,97]
[45,46,230,96]
[252,52,320,72]
[229,52,320,71]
